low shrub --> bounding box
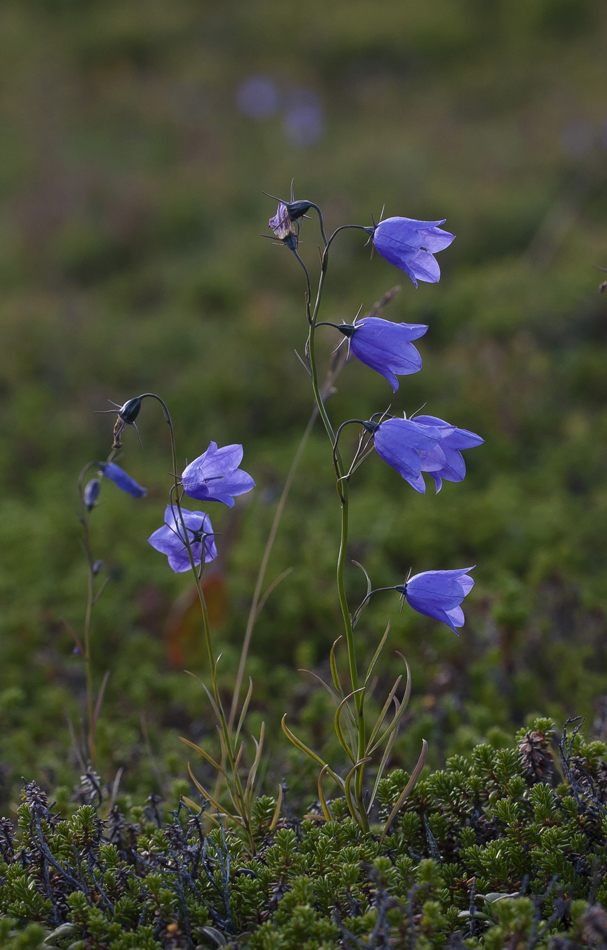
[2,718,607,948]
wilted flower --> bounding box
[84,478,101,510]
[414,415,484,492]
[105,395,143,448]
[269,202,298,241]
[367,217,455,287]
[99,462,147,498]
[368,417,455,493]
[396,567,475,633]
[148,505,217,574]
[338,317,428,391]
[182,442,255,508]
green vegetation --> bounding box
[1,0,607,865]
[3,721,607,948]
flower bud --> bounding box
[118,397,142,424]
[92,560,103,575]
[84,478,101,510]
[285,199,313,220]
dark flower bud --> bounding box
[118,397,142,424]
[285,199,313,220]
[84,478,101,510]
[92,560,103,575]
[73,646,81,655]
[283,233,298,251]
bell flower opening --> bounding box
[372,417,455,494]
[370,216,455,287]
[148,505,217,574]
[399,567,475,633]
[182,442,255,508]
[338,317,428,391]
[371,415,482,493]
[414,415,484,493]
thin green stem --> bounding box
[146,393,254,848]
[300,229,370,830]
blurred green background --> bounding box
[1,0,607,806]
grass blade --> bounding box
[281,715,345,789]
[317,765,334,822]
[366,676,401,751]
[380,739,428,844]
[330,637,344,696]
[364,622,390,687]
[180,737,225,775]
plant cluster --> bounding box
[2,720,607,948]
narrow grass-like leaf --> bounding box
[185,670,221,722]
[344,758,372,827]
[330,637,344,696]
[299,668,340,704]
[335,688,365,762]
[364,623,390,687]
[367,727,398,813]
[245,722,265,809]
[317,765,334,822]
[180,738,225,775]
[233,677,254,747]
[351,560,372,629]
[367,658,412,755]
[366,676,401,751]
[269,783,283,832]
[380,739,428,844]
[281,715,345,789]
[187,764,238,822]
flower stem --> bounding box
[301,235,369,830]
[146,393,254,849]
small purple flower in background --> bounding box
[148,505,217,574]
[560,119,594,159]
[237,76,280,119]
[414,415,484,492]
[84,478,101,510]
[284,89,323,147]
[338,317,428,391]
[396,567,475,633]
[182,442,255,508]
[370,417,455,493]
[99,462,147,498]
[367,217,455,287]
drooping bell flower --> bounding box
[414,415,484,492]
[366,217,455,287]
[367,417,455,493]
[337,317,428,392]
[148,505,217,574]
[99,462,147,498]
[182,442,255,508]
[396,567,475,633]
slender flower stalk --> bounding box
[271,191,467,831]
[299,225,375,828]
[129,393,258,851]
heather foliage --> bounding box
[1,0,607,802]
[2,721,607,947]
